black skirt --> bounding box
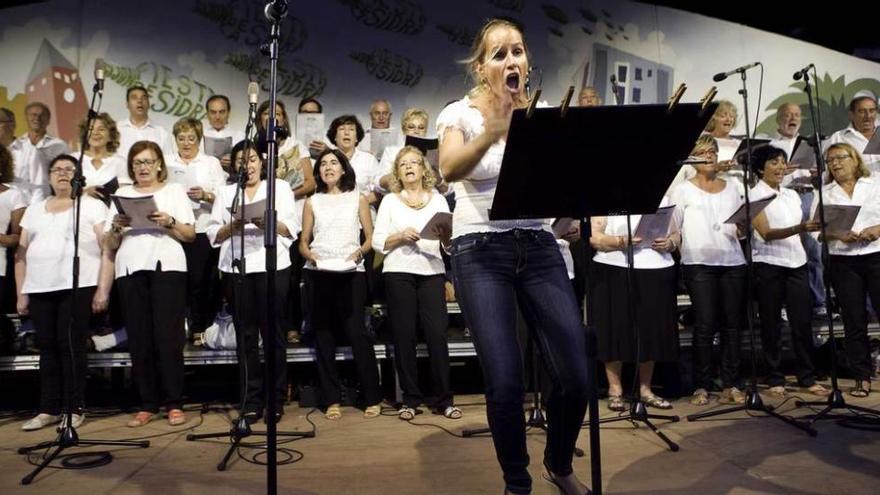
[590,261,679,363]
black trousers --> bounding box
[310,271,381,406]
[830,252,880,380]
[118,269,187,412]
[29,287,95,414]
[182,233,220,333]
[754,263,817,387]
[224,268,289,413]
[285,247,304,333]
[384,272,451,409]
[683,264,746,390]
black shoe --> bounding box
[242,410,262,425]
[264,407,284,424]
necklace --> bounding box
[399,190,429,210]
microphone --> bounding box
[94,58,105,93]
[247,81,259,123]
[610,74,622,105]
[792,63,815,81]
[677,157,712,166]
[264,0,288,22]
[712,62,761,82]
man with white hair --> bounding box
[825,91,879,172]
[357,99,396,158]
[9,102,68,203]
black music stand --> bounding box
[489,101,718,494]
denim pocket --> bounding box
[451,233,489,256]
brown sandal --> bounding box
[690,388,709,406]
[607,394,626,412]
[127,411,155,428]
[167,409,186,426]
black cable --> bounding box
[227,408,319,466]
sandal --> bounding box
[442,406,462,419]
[805,383,831,397]
[607,394,626,412]
[363,404,382,419]
[767,386,787,399]
[325,403,342,420]
[167,409,186,426]
[690,388,709,406]
[398,406,416,421]
[850,380,871,398]
[192,332,203,346]
[286,330,300,344]
[641,394,673,410]
[127,411,155,428]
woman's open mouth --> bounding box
[505,73,520,91]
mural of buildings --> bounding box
[585,43,674,105]
[25,39,87,146]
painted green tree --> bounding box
[757,74,880,138]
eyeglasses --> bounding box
[133,158,159,168]
[826,154,852,163]
[50,168,76,175]
[175,135,199,144]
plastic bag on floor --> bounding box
[202,309,237,350]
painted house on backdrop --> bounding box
[584,42,674,105]
[25,39,87,146]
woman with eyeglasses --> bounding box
[166,118,227,346]
[816,142,880,397]
[104,140,196,427]
[15,154,112,431]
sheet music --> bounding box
[724,194,776,224]
[790,136,817,169]
[633,205,676,247]
[295,113,325,160]
[226,198,266,223]
[369,128,396,160]
[419,211,452,240]
[111,195,161,230]
[204,136,232,160]
[405,135,440,173]
[551,217,578,239]
[811,204,860,236]
[166,165,201,209]
[863,129,880,155]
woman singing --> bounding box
[438,18,591,495]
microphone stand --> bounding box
[793,68,880,423]
[686,68,817,436]
[17,73,149,486]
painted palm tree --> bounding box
[757,74,880,138]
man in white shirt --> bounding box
[9,102,68,203]
[0,107,15,148]
[357,99,397,158]
[825,91,878,172]
[117,86,172,159]
[202,94,244,174]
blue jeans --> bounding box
[799,191,826,309]
[451,229,591,494]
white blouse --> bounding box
[305,190,364,272]
[436,97,549,238]
[82,154,132,188]
[106,182,196,278]
[751,180,807,268]
[165,152,228,234]
[372,192,448,276]
[349,149,382,196]
[206,179,299,274]
[814,175,880,256]
[20,196,108,293]
[0,186,27,275]
[671,179,745,266]
[593,198,675,270]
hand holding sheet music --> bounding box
[420,211,452,241]
[111,195,161,230]
[227,198,266,224]
[633,205,676,247]
[724,194,776,225]
[296,113,326,160]
[811,204,860,237]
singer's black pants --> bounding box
[182,233,220,334]
[830,252,880,381]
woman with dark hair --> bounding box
[207,140,299,422]
[79,112,131,198]
[749,145,829,398]
[671,135,747,407]
[299,148,381,420]
[817,142,880,397]
[104,140,196,427]
[438,18,591,495]
[16,154,112,431]
[0,145,27,315]
[326,115,382,206]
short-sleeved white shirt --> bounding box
[0,185,28,274]
[751,180,807,268]
[671,179,745,266]
[593,197,675,269]
[165,152,228,233]
[814,175,880,256]
[82,153,132,188]
[372,192,448,276]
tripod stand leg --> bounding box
[18,441,58,455]
[763,408,817,436]
[686,404,747,421]
[21,444,65,485]
[218,437,241,471]
[645,413,680,423]
[78,439,150,448]
[641,417,679,452]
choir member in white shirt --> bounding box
[326,115,381,206]
[747,145,830,398]
[703,100,742,178]
[357,99,396,157]
[0,107,15,147]
[15,154,112,431]
[203,94,244,175]
[670,135,747,407]
[371,146,460,420]
[104,141,196,428]
[377,108,448,195]
[0,146,27,344]
[824,92,879,173]
[299,148,381,421]
[815,143,880,397]
[437,19,590,495]
[117,86,172,159]
[207,140,299,423]
[78,112,131,199]
[298,97,328,158]
[9,102,69,203]
[256,100,315,200]
[589,198,680,412]
[166,118,227,345]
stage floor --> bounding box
[1,383,878,494]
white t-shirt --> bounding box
[117,118,172,159]
[165,152,228,234]
[751,180,806,268]
[82,153,132,188]
[105,182,196,278]
[349,149,382,196]
[9,134,69,203]
[20,196,108,293]
[671,179,745,266]
[372,192,448,276]
[0,185,28,274]
[813,175,880,256]
[824,125,880,173]
[206,179,299,274]
[436,97,549,238]
[593,198,675,270]
[304,190,364,272]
